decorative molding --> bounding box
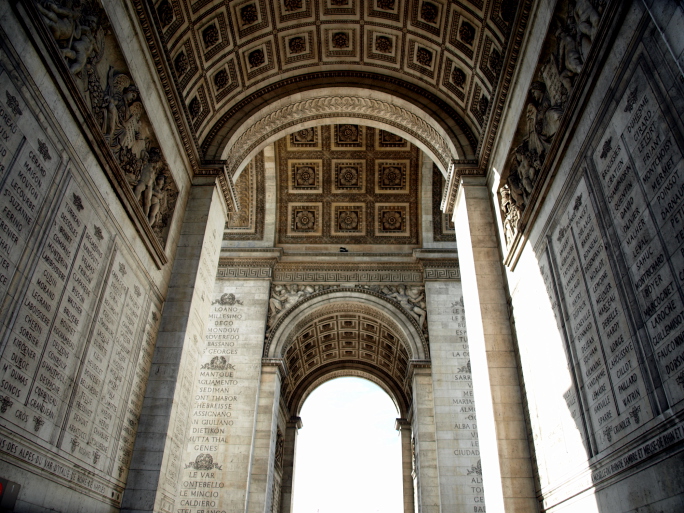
[225,96,455,176]
[432,164,455,241]
[265,286,429,357]
[405,359,432,385]
[273,265,424,284]
[129,0,534,212]
[224,151,265,239]
[440,159,481,214]
[216,258,277,279]
[262,358,287,378]
[422,260,460,281]
[20,0,181,267]
[497,0,616,260]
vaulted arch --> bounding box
[267,291,428,418]
[212,87,466,180]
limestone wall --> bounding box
[0,1,192,511]
[425,281,485,512]
[172,279,270,513]
[492,1,684,511]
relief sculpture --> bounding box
[267,284,339,331]
[266,283,428,337]
[34,0,178,245]
[498,0,604,248]
[356,284,429,335]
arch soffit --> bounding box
[265,290,428,361]
[214,88,464,179]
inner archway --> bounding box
[265,293,427,513]
[292,377,403,513]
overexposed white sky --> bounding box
[292,377,403,513]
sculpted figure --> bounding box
[102,68,130,137]
[526,81,562,157]
[36,0,81,41]
[102,67,142,144]
[573,0,600,60]
[119,101,144,151]
[268,285,311,327]
[148,173,167,225]
[134,149,162,218]
[500,185,521,245]
[555,21,584,97]
[269,285,290,322]
[61,17,103,76]
[507,171,526,210]
[515,145,537,195]
[406,286,427,329]
[382,285,427,329]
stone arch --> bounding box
[267,291,428,418]
[213,88,464,180]
[265,289,429,359]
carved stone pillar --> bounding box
[279,416,302,513]
[121,177,227,512]
[396,418,415,513]
[410,363,440,513]
[246,359,286,513]
[453,176,538,513]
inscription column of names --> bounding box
[593,66,684,404]
[549,178,652,450]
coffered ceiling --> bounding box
[136,0,525,167]
[280,309,413,415]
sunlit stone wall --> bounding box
[494,2,684,511]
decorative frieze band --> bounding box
[216,258,276,279]
[423,261,461,281]
[273,268,424,284]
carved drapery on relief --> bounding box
[497,0,606,250]
[32,0,178,248]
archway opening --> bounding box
[292,377,403,513]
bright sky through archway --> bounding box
[292,377,403,513]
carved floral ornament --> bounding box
[498,0,605,252]
[222,93,457,177]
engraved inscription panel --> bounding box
[174,282,269,513]
[0,64,160,503]
[549,178,653,450]
[425,281,485,511]
[593,65,684,404]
